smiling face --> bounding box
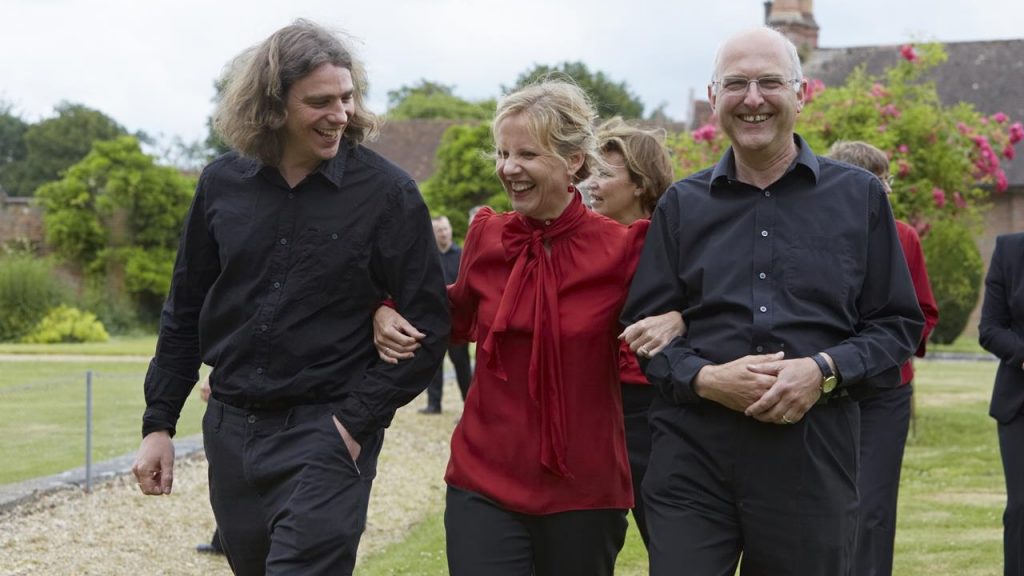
[709,29,806,162]
[279,63,355,176]
[495,113,580,221]
[588,150,646,225]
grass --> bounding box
[357,359,1005,576]
[0,334,157,356]
[0,358,206,484]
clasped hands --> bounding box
[694,352,824,425]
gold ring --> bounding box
[782,414,793,424]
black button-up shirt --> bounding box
[622,135,924,404]
[439,243,462,285]
[142,141,450,442]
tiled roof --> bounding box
[364,119,463,183]
[804,39,1024,185]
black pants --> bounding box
[203,397,384,576]
[445,486,627,576]
[623,384,655,548]
[644,396,859,576]
[999,413,1024,576]
[853,383,912,576]
[425,343,473,409]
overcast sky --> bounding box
[1,0,1021,147]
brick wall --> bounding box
[0,194,44,250]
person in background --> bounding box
[131,19,449,575]
[979,231,1024,576]
[586,116,678,548]
[622,27,924,575]
[828,140,939,576]
[418,215,473,414]
[195,376,224,556]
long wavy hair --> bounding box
[213,19,379,165]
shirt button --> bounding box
[764,190,771,197]
[759,305,768,313]
[256,367,264,375]
[280,238,288,245]
[260,324,268,332]
[273,281,281,289]
[288,193,294,199]
[247,415,256,424]
[759,272,767,279]
[756,345,764,352]
[761,230,768,237]
[331,233,338,240]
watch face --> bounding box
[822,375,838,394]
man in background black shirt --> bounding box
[419,215,473,414]
[131,20,449,575]
[622,27,923,575]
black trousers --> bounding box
[445,486,627,576]
[203,397,384,576]
[644,396,859,576]
[999,413,1024,576]
[853,383,913,576]
[425,343,473,409]
[623,384,655,548]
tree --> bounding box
[0,102,28,195]
[386,79,493,121]
[505,61,644,119]
[421,122,508,240]
[668,43,1023,343]
[3,102,128,196]
[36,136,194,322]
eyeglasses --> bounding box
[711,76,801,96]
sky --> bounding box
[1,0,1022,148]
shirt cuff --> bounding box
[645,350,713,405]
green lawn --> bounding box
[0,358,205,484]
[357,359,1005,576]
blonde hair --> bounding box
[493,79,599,183]
[596,117,674,213]
[214,19,379,165]
[828,140,889,176]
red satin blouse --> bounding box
[445,192,647,514]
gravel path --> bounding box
[0,386,462,575]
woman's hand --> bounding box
[619,311,685,358]
[374,305,425,364]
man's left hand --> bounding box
[743,357,823,424]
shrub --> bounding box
[922,220,984,344]
[0,255,66,341]
[21,305,109,343]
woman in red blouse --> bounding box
[374,81,674,575]
[585,117,678,549]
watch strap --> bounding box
[811,353,834,379]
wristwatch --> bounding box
[811,353,839,395]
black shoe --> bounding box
[418,406,441,414]
[196,543,224,555]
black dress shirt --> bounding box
[439,244,462,285]
[142,140,450,443]
[622,135,924,404]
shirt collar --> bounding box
[710,133,819,188]
[240,139,351,189]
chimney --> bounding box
[767,0,819,59]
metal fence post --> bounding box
[85,370,93,493]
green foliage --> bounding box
[36,136,194,324]
[0,102,29,195]
[421,122,509,240]
[21,305,109,344]
[921,219,984,344]
[0,255,66,341]
[506,61,645,119]
[387,79,493,121]
[2,102,127,196]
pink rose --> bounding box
[900,44,919,62]
[932,187,946,208]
